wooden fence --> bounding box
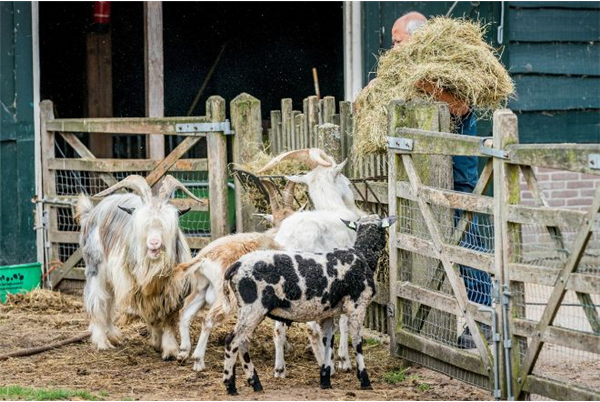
[39,97,230,289]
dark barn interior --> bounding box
[39,2,344,157]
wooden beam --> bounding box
[144,1,165,160]
[86,30,113,158]
[508,144,600,176]
[396,181,494,214]
[47,157,208,173]
[145,137,203,187]
[395,127,493,156]
[509,263,600,295]
[47,117,209,136]
[506,205,586,227]
[50,248,83,288]
[523,375,600,401]
[396,329,489,377]
[512,319,600,355]
[185,236,211,249]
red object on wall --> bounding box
[93,2,111,25]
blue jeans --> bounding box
[453,112,492,307]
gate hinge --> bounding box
[479,137,508,159]
[387,303,396,318]
[588,154,600,170]
[175,120,235,135]
[387,136,413,151]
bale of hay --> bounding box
[232,150,311,214]
[353,17,514,156]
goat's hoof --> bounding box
[176,350,190,363]
[162,349,178,361]
[273,367,286,378]
[94,340,115,351]
[360,384,373,390]
[192,359,206,372]
[320,384,332,390]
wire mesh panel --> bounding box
[507,166,600,401]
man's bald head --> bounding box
[392,12,427,48]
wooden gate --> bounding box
[38,97,230,289]
[386,102,600,400]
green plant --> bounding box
[362,337,380,346]
[383,367,410,384]
[0,385,99,401]
[417,382,431,392]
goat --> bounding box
[75,175,205,360]
[220,215,397,395]
[257,148,367,377]
[173,179,298,370]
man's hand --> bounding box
[416,80,470,116]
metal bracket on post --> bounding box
[387,136,413,151]
[588,154,600,170]
[387,302,396,318]
[479,137,509,159]
[175,120,235,135]
[481,280,502,401]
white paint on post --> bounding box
[343,1,363,102]
[32,1,44,265]
[144,1,165,159]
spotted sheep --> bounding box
[172,179,298,371]
[257,148,368,377]
[219,214,397,395]
[75,175,205,360]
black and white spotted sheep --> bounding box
[220,214,397,395]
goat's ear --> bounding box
[334,159,348,176]
[341,218,357,231]
[285,174,308,184]
[118,206,135,215]
[178,207,192,217]
[380,216,398,228]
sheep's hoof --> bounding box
[192,359,206,372]
[337,360,352,372]
[360,384,373,390]
[273,367,286,378]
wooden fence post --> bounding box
[40,100,60,287]
[316,124,342,163]
[340,101,353,175]
[281,99,292,151]
[206,96,229,239]
[493,109,521,399]
[231,93,262,233]
[270,110,281,154]
[307,96,319,148]
[387,101,453,355]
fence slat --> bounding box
[47,116,210,135]
[281,99,292,151]
[307,96,319,148]
[270,110,281,154]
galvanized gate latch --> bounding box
[479,137,508,159]
[175,120,235,135]
[387,136,413,151]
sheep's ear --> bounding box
[285,174,308,184]
[178,207,192,217]
[341,218,357,231]
[380,216,398,228]
[118,206,135,215]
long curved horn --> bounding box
[256,148,334,173]
[158,175,206,205]
[260,179,281,214]
[95,175,152,202]
[282,180,297,209]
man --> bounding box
[391,12,492,349]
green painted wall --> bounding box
[0,2,37,265]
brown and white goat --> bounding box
[174,179,298,371]
[75,175,205,359]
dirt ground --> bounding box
[0,290,491,401]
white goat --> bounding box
[174,179,298,370]
[75,175,204,360]
[256,148,367,377]
[220,215,397,395]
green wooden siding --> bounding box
[508,1,600,143]
[0,2,37,265]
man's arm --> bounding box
[416,80,470,116]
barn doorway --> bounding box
[39,2,344,157]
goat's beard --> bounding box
[147,248,163,260]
